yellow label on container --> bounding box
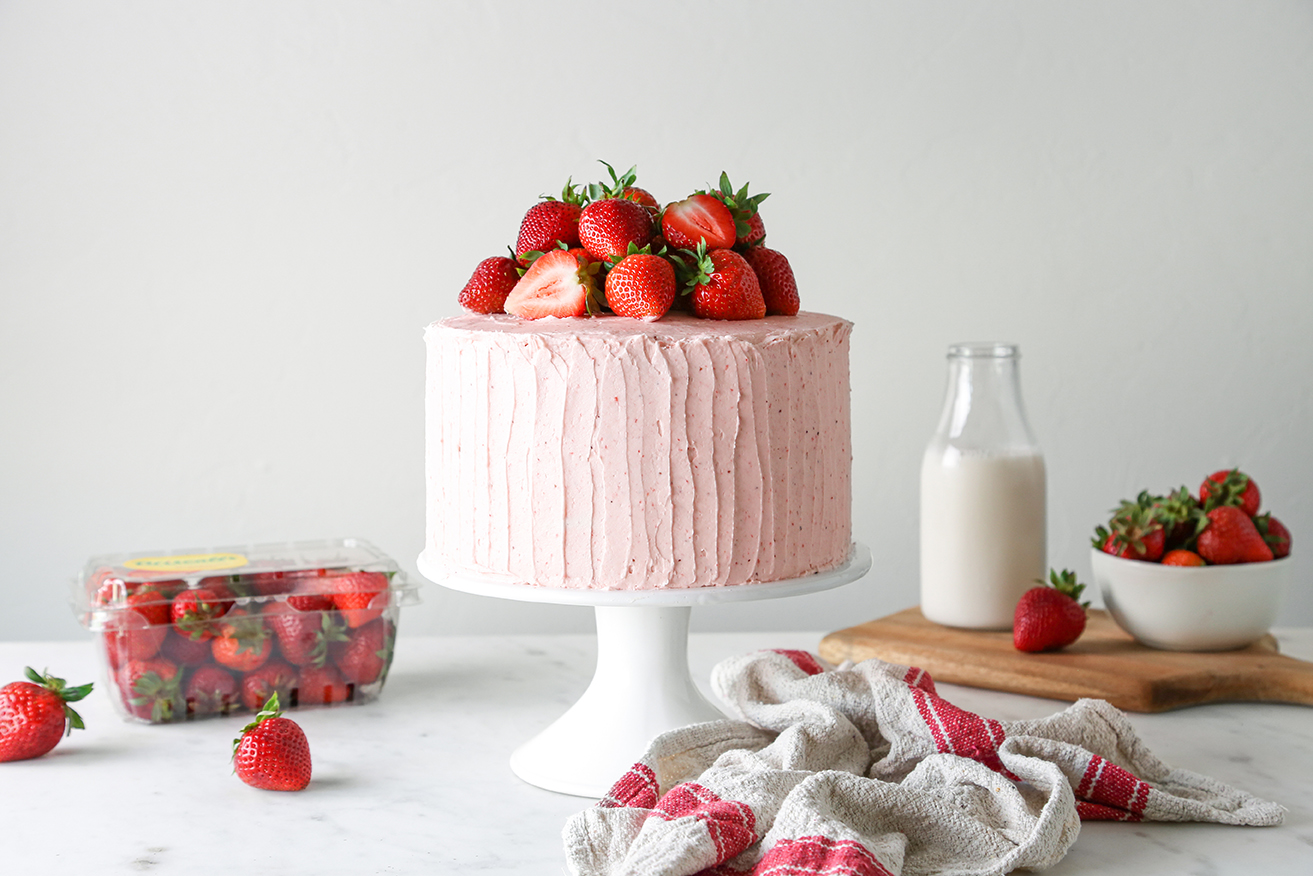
[122,552,249,573]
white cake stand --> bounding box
[416,544,872,798]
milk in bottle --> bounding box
[920,343,1046,629]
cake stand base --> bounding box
[417,544,871,798]
[509,604,722,797]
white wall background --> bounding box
[2,1,1310,642]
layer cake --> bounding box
[422,311,853,590]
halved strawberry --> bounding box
[504,249,600,319]
[661,193,736,251]
[514,181,586,258]
[578,198,654,263]
[674,244,765,320]
[740,247,799,316]
[604,252,676,320]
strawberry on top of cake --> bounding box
[457,162,799,322]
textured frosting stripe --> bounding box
[424,312,853,590]
[667,344,695,587]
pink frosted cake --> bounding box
[422,311,853,590]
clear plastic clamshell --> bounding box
[72,538,420,724]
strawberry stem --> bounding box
[232,693,284,760]
[24,667,94,735]
[1041,569,1089,608]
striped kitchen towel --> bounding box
[563,649,1282,876]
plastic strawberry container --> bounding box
[72,538,420,724]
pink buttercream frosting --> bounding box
[423,311,853,590]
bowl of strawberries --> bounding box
[1089,469,1293,651]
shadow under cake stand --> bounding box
[417,544,872,798]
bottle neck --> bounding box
[932,345,1039,454]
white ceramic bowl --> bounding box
[1090,548,1292,651]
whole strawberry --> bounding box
[123,583,175,626]
[1161,549,1206,566]
[248,571,298,597]
[267,601,349,667]
[1149,487,1206,551]
[119,657,181,722]
[1013,569,1089,652]
[0,668,94,762]
[586,161,659,216]
[184,666,240,717]
[675,244,766,320]
[171,586,227,642]
[619,186,660,215]
[457,256,521,314]
[326,571,392,629]
[297,663,351,705]
[740,246,799,316]
[1093,505,1166,562]
[211,609,273,673]
[239,661,298,711]
[104,592,168,666]
[1199,469,1261,517]
[735,212,766,249]
[1254,513,1292,559]
[578,198,654,263]
[1197,505,1274,564]
[604,252,676,320]
[333,620,392,686]
[514,181,585,258]
[232,693,311,791]
[160,628,215,665]
[286,575,335,613]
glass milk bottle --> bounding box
[920,343,1046,629]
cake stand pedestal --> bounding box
[416,544,871,798]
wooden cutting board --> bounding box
[818,607,1313,712]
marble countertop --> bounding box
[2,629,1310,874]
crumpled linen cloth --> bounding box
[564,649,1283,876]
